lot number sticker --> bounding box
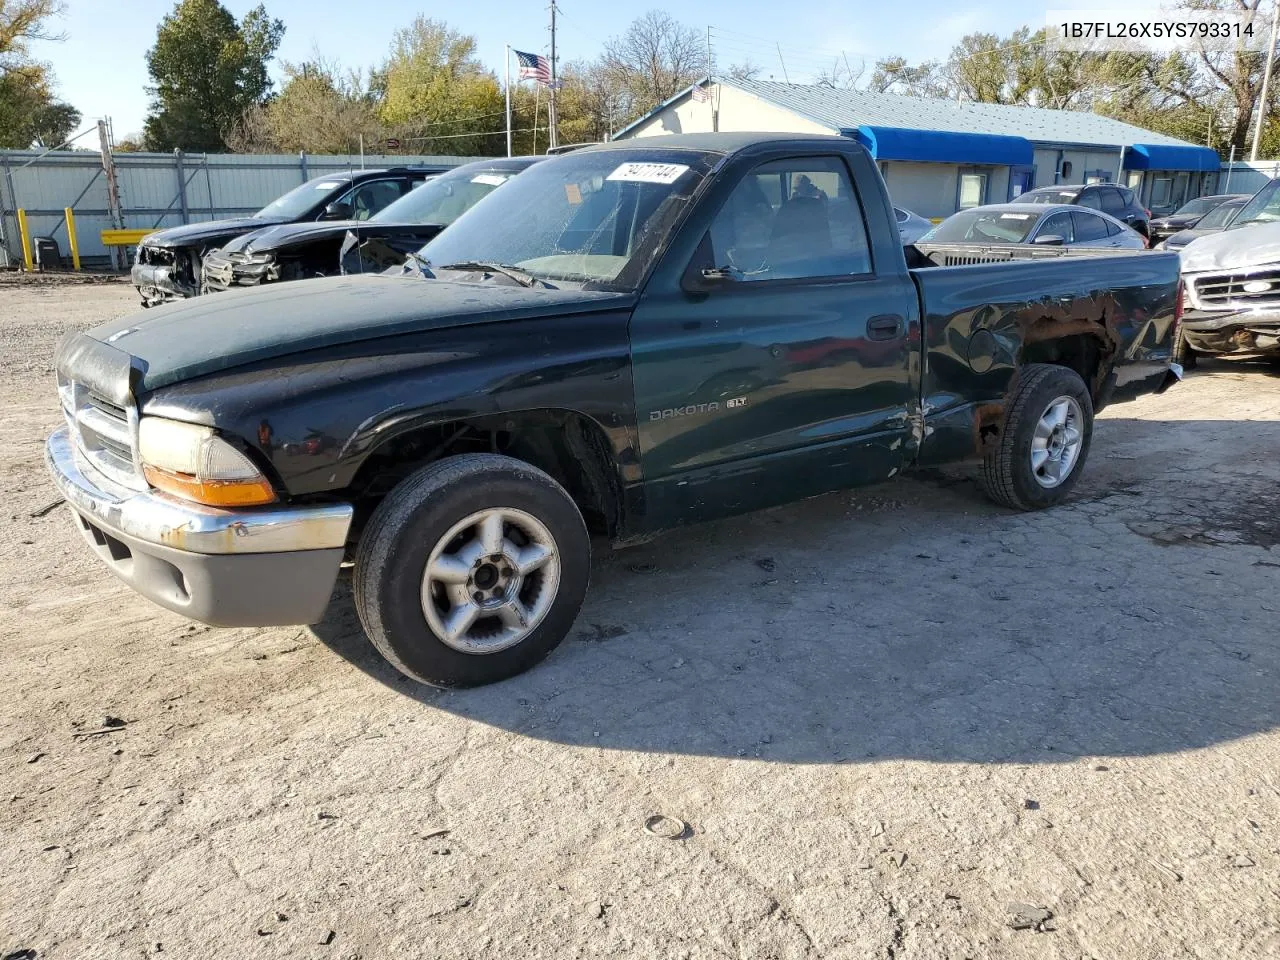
[606,162,690,184]
[471,174,508,186]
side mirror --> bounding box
[1033,233,1065,246]
[321,201,353,221]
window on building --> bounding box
[704,156,872,281]
[1150,178,1173,208]
[1126,171,1143,191]
[958,173,987,209]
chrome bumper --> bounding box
[46,426,353,626]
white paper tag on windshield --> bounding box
[999,213,1034,219]
[471,173,508,186]
[314,181,343,189]
[606,162,689,184]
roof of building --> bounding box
[617,77,1201,151]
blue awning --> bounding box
[1123,143,1220,172]
[844,125,1034,166]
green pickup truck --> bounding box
[48,133,1182,687]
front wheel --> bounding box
[980,364,1094,511]
[354,454,591,687]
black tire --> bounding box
[980,364,1095,511]
[353,453,590,687]
[1171,328,1198,370]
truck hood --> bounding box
[222,219,443,255]
[57,274,632,399]
[1180,221,1280,272]
[142,216,288,250]
[221,220,360,254]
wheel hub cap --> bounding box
[1030,395,1084,489]
[421,508,561,655]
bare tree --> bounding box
[602,10,704,121]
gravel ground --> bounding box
[2,281,1278,960]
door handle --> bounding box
[867,315,905,341]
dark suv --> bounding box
[1013,184,1150,240]
[132,165,448,306]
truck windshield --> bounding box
[1230,179,1280,227]
[923,209,1039,243]
[417,148,717,289]
[1196,200,1244,230]
[1172,196,1226,218]
[255,176,353,220]
[373,166,521,226]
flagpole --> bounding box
[505,44,512,158]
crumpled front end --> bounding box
[131,243,198,307]
[1182,263,1280,357]
[202,249,282,294]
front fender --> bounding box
[139,310,640,497]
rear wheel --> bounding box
[354,454,591,687]
[1171,328,1198,369]
[980,364,1094,511]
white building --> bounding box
[614,78,1222,219]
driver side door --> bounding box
[628,151,918,528]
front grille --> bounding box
[1192,267,1280,308]
[59,377,145,492]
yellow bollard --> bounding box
[64,207,81,271]
[16,208,33,271]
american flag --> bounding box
[691,83,711,103]
[515,49,552,86]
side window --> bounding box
[343,180,405,220]
[1071,211,1108,242]
[894,207,908,223]
[1077,189,1103,210]
[1100,187,1125,215]
[1037,211,1074,242]
[1105,219,1121,236]
[704,156,872,282]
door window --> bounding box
[1105,219,1121,236]
[1077,189,1103,210]
[958,173,987,209]
[341,179,406,220]
[704,156,872,281]
[1036,211,1074,242]
[1099,187,1126,215]
[1071,211,1108,242]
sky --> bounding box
[31,0,1145,142]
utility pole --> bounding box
[1252,0,1280,161]
[98,119,124,271]
[548,0,559,150]
[707,26,718,132]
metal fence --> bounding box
[1218,161,1280,198]
[0,149,484,267]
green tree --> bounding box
[228,57,384,154]
[143,0,284,151]
[377,16,505,156]
[0,0,80,148]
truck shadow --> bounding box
[311,407,1280,766]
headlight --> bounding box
[138,417,276,507]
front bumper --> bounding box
[45,426,353,626]
[131,262,192,304]
[1180,306,1280,356]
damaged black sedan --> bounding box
[132,165,445,306]
[202,156,542,294]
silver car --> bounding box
[894,206,934,244]
[921,203,1147,249]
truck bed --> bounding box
[907,248,1181,465]
[910,242,1149,268]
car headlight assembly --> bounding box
[138,417,277,507]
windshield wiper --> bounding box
[437,261,543,288]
